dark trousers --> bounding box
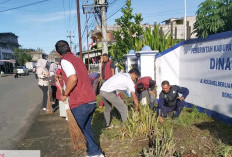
[156,100,185,117]
[39,85,48,108]
[14,73,18,78]
[71,103,102,156]
[51,85,57,102]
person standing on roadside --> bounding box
[49,63,58,104]
[99,53,115,108]
[13,68,18,79]
[55,40,104,157]
[36,59,50,111]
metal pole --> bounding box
[76,0,82,59]
[184,0,187,40]
[86,14,90,69]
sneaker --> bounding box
[43,108,46,111]
[105,124,114,129]
[86,154,104,157]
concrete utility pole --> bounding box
[184,0,187,41]
[66,31,74,51]
[99,0,108,55]
[86,13,90,69]
[76,0,83,59]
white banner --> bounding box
[156,31,232,123]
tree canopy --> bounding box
[14,48,32,66]
[193,0,232,38]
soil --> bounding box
[17,108,232,157]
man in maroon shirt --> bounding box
[99,53,115,108]
[135,76,156,110]
[55,40,104,157]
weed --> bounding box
[218,145,232,157]
[119,105,158,139]
[175,107,212,126]
[140,128,177,157]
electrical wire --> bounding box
[0,0,51,13]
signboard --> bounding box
[156,31,232,124]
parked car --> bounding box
[15,66,29,76]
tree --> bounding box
[14,48,32,66]
[193,0,232,38]
[135,25,180,52]
[110,0,143,61]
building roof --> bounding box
[0,32,18,38]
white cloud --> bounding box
[23,10,76,23]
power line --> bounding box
[107,3,125,20]
[0,0,51,13]
[0,0,11,5]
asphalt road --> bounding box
[0,74,42,149]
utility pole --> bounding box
[99,0,108,54]
[86,13,90,69]
[184,0,187,41]
[76,0,83,59]
[66,31,74,51]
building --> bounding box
[0,32,19,73]
[47,50,60,63]
[160,16,197,40]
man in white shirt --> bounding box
[100,68,140,128]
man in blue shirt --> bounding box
[156,80,189,122]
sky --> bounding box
[0,0,205,54]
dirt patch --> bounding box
[17,111,85,157]
[17,107,232,157]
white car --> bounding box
[16,66,29,76]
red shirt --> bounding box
[135,77,152,91]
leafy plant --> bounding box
[193,0,232,38]
[110,0,143,61]
[218,145,232,157]
[140,128,177,157]
[119,105,157,139]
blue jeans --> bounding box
[71,103,102,156]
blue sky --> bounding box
[0,0,204,54]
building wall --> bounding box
[160,16,197,40]
[0,33,19,60]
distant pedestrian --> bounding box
[156,80,189,123]
[55,40,104,157]
[49,63,58,104]
[13,68,18,79]
[36,59,50,111]
[99,53,115,108]
[100,68,141,128]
